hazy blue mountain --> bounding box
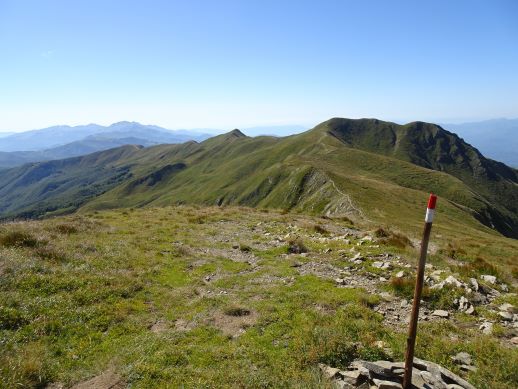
[441,119,518,167]
[0,122,212,152]
[0,132,15,138]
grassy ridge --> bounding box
[0,207,517,388]
[0,118,517,242]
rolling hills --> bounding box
[0,122,212,168]
[0,118,517,242]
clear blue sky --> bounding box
[1,0,517,131]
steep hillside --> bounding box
[0,118,517,241]
[442,118,518,167]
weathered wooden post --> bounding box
[403,193,437,389]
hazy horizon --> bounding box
[1,1,517,131]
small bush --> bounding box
[389,277,423,299]
[0,231,40,248]
[54,223,79,234]
[375,228,412,249]
[287,237,308,254]
[374,227,390,238]
[34,245,67,262]
[440,243,467,259]
[173,245,191,257]
[224,306,251,317]
[312,224,329,235]
[239,244,252,252]
[0,306,29,330]
[455,256,498,278]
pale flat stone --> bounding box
[432,310,449,318]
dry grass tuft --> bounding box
[287,237,308,254]
[0,230,41,248]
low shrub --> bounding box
[0,230,40,248]
[239,244,252,252]
[224,306,251,317]
[312,224,329,235]
[54,223,79,234]
[287,237,308,254]
[374,228,412,249]
[455,256,498,278]
[34,245,67,262]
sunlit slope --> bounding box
[83,122,516,239]
[0,118,516,240]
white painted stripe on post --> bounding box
[425,208,435,223]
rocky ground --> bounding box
[1,206,517,388]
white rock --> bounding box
[444,275,463,288]
[395,271,405,278]
[469,278,479,291]
[499,311,513,321]
[480,274,497,284]
[479,322,493,334]
[318,363,340,379]
[432,310,449,318]
[499,303,516,313]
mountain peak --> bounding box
[228,129,247,138]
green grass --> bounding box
[0,206,516,388]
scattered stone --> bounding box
[452,352,472,366]
[321,358,476,389]
[456,296,475,315]
[469,278,479,292]
[510,337,518,345]
[319,363,341,379]
[379,292,394,302]
[444,275,463,288]
[480,274,496,284]
[479,322,493,335]
[499,311,513,321]
[335,278,346,285]
[499,303,516,313]
[340,370,363,386]
[432,310,449,318]
[395,271,405,278]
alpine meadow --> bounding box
[1,1,518,389]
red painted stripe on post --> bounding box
[427,194,437,210]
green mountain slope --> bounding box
[0,118,517,241]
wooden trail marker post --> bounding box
[403,193,438,389]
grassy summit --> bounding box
[0,207,517,388]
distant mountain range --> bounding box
[0,118,516,240]
[0,122,212,168]
[441,118,518,167]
